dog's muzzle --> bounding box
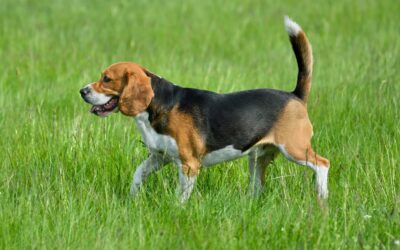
[80,87,91,98]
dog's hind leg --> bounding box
[276,139,330,199]
[278,144,330,199]
[248,147,278,196]
[130,153,169,196]
[273,100,330,199]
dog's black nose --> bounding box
[80,87,90,97]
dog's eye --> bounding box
[103,75,111,83]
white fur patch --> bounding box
[84,83,112,105]
[284,16,302,36]
[202,145,245,166]
[135,112,179,159]
[315,166,329,199]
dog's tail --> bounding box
[284,16,313,103]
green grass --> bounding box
[1,0,399,249]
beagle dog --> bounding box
[80,17,330,202]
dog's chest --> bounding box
[134,112,247,165]
[135,112,179,159]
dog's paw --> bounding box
[130,184,140,197]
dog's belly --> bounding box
[135,112,248,165]
[202,146,245,166]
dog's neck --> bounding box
[144,76,182,134]
[149,76,180,107]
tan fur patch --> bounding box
[91,82,119,96]
[167,107,206,177]
[256,99,329,167]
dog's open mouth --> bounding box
[90,96,119,117]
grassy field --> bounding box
[1,0,399,249]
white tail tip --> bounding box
[284,16,302,36]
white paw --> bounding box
[248,183,263,197]
[317,188,329,199]
[180,196,189,203]
[130,184,140,197]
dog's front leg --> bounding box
[177,160,200,203]
[130,153,167,196]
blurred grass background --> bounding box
[0,0,399,249]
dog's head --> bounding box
[80,62,154,117]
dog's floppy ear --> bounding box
[119,68,154,116]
